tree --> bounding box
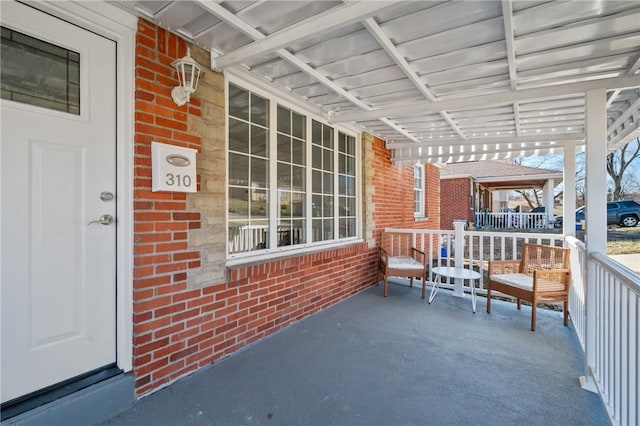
[607,137,640,201]
[512,154,563,209]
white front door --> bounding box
[1,2,117,403]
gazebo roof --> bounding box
[440,160,563,189]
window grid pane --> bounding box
[277,105,306,247]
[338,132,356,238]
[228,84,270,254]
[312,120,335,242]
[228,84,359,256]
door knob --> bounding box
[88,214,114,225]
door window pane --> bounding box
[1,27,80,114]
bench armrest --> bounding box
[533,268,571,291]
[411,247,427,267]
[379,246,389,264]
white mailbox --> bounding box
[152,142,197,193]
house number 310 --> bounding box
[165,173,192,188]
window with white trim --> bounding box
[311,120,334,242]
[228,83,359,257]
[228,84,270,253]
[414,163,424,217]
[277,105,306,247]
[338,132,357,237]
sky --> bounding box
[518,137,640,197]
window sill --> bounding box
[225,238,363,268]
[414,215,429,221]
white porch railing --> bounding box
[587,252,639,426]
[474,211,550,230]
[385,226,564,294]
[566,236,587,349]
[566,235,639,426]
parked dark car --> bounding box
[554,200,640,228]
[525,206,548,228]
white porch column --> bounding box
[563,141,576,237]
[453,220,466,297]
[581,89,608,393]
[585,90,608,259]
[542,179,554,228]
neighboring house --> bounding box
[439,161,563,229]
[0,3,440,419]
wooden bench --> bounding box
[487,243,570,331]
[379,232,427,299]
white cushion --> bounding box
[491,273,533,291]
[387,256,423,270]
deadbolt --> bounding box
[100,191,114,202]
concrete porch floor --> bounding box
[102,281,608,426]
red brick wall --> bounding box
[132,19,380,397]
[370,136,440,242]
[133,19,207,396]
[440,178,472,229]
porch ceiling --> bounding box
[116,0,640,164]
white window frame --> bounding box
[414,162,425,218]
[226,73,362,265]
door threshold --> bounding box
[1,364,122,421]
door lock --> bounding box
[88,214,114,225]
[100,191,114,202]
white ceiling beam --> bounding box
[607,92,640,137]
[331,75,640,123]
[392,142,578,163]
[627,54,640,76]
[362,18,467,140]
[379,118,421,143]
[386,132,584,149]
[211,1,400,69]
[438,111,467,139]
[192,0,261,39]
[279,50,369,110]
[606,89,621,108]
[152,1,176,19]
[513,103,522,136]
[501,1,522,141]
[608,122,640,152]
[501,0,517,90]
[195,0,264,40]
[362,18,436,102]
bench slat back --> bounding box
[380,232,415,258]
[520,243,569,275]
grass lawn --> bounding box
[608,240,640,255]
[607,225,640,255]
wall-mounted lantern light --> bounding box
[171,48,204,107]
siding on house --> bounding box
[132,19,440,397]
[440,177,473,230]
